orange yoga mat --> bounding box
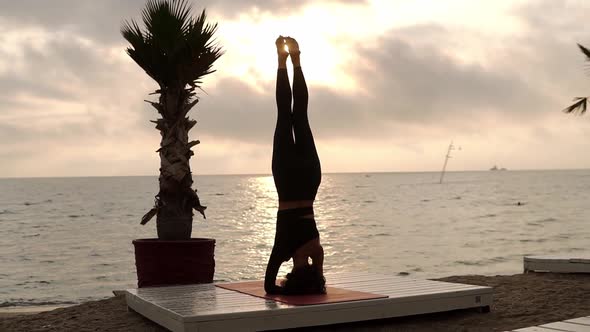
[216,280,388,306]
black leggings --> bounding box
[272,67,321,201]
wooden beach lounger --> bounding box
[506,316,590,331]
[524,254,590,273]
[125,272,492,332]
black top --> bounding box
[264,207,319,294]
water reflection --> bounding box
[244,176,287,275]
[247,175,276,245]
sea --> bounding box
[0,170,588,309]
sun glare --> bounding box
[215,3,377,92]
[212,0,530,90]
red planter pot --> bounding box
[132,238,216,288]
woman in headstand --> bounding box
[264,36,326,295]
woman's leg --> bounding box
[287,39,321,185]
[272,37,295,198]
[292,67,316,154]
[273,68,293,153]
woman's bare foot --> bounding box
[285,37,301,67]
[285,37,300,54]
[276,36,288,69]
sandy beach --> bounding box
[1,272,588,332]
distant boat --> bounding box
[490,165,507,171]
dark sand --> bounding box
[1,273,589,332]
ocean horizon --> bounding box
[2,167,589,179]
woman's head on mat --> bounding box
[281,264,326,295]
[281,235,325,294]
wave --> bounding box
[455,260,484,266]
[0,300,77,308]
[14,280,52,286]
[373,233,391,237]
[23,199,53,206]
[519,238,547,243]
[455,256,508,266]
[476,213,497,219]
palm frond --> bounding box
[177,9,224,89]
[563,97,588,115]
[562,44,590,116]
[121,0,223,89]
[578,44,590,60]
[122,19,162,84]
[577,44,590,76]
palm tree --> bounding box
[563,44,590,115]
[122,0,223,240]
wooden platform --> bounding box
[125,272,492,332]
[507,316,590,331]
[524,254,590,273]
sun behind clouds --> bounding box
[214,3,375,92]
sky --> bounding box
[0,0,590,177]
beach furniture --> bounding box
[507,316,590,331]
[125,272,492,332]
[524,254,590,273]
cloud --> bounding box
[200,0,368,16]
[195,22,563,143]
[354,32,546,122]
[0,0,368,44]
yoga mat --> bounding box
[216,280,388,306]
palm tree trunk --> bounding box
[153,88,205,240]
[156,176,193,240]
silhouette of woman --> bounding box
[264,36,326,295]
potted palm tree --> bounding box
[121,0,223,287]
[563,44,589,115]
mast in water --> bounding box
[439,141,456,184]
